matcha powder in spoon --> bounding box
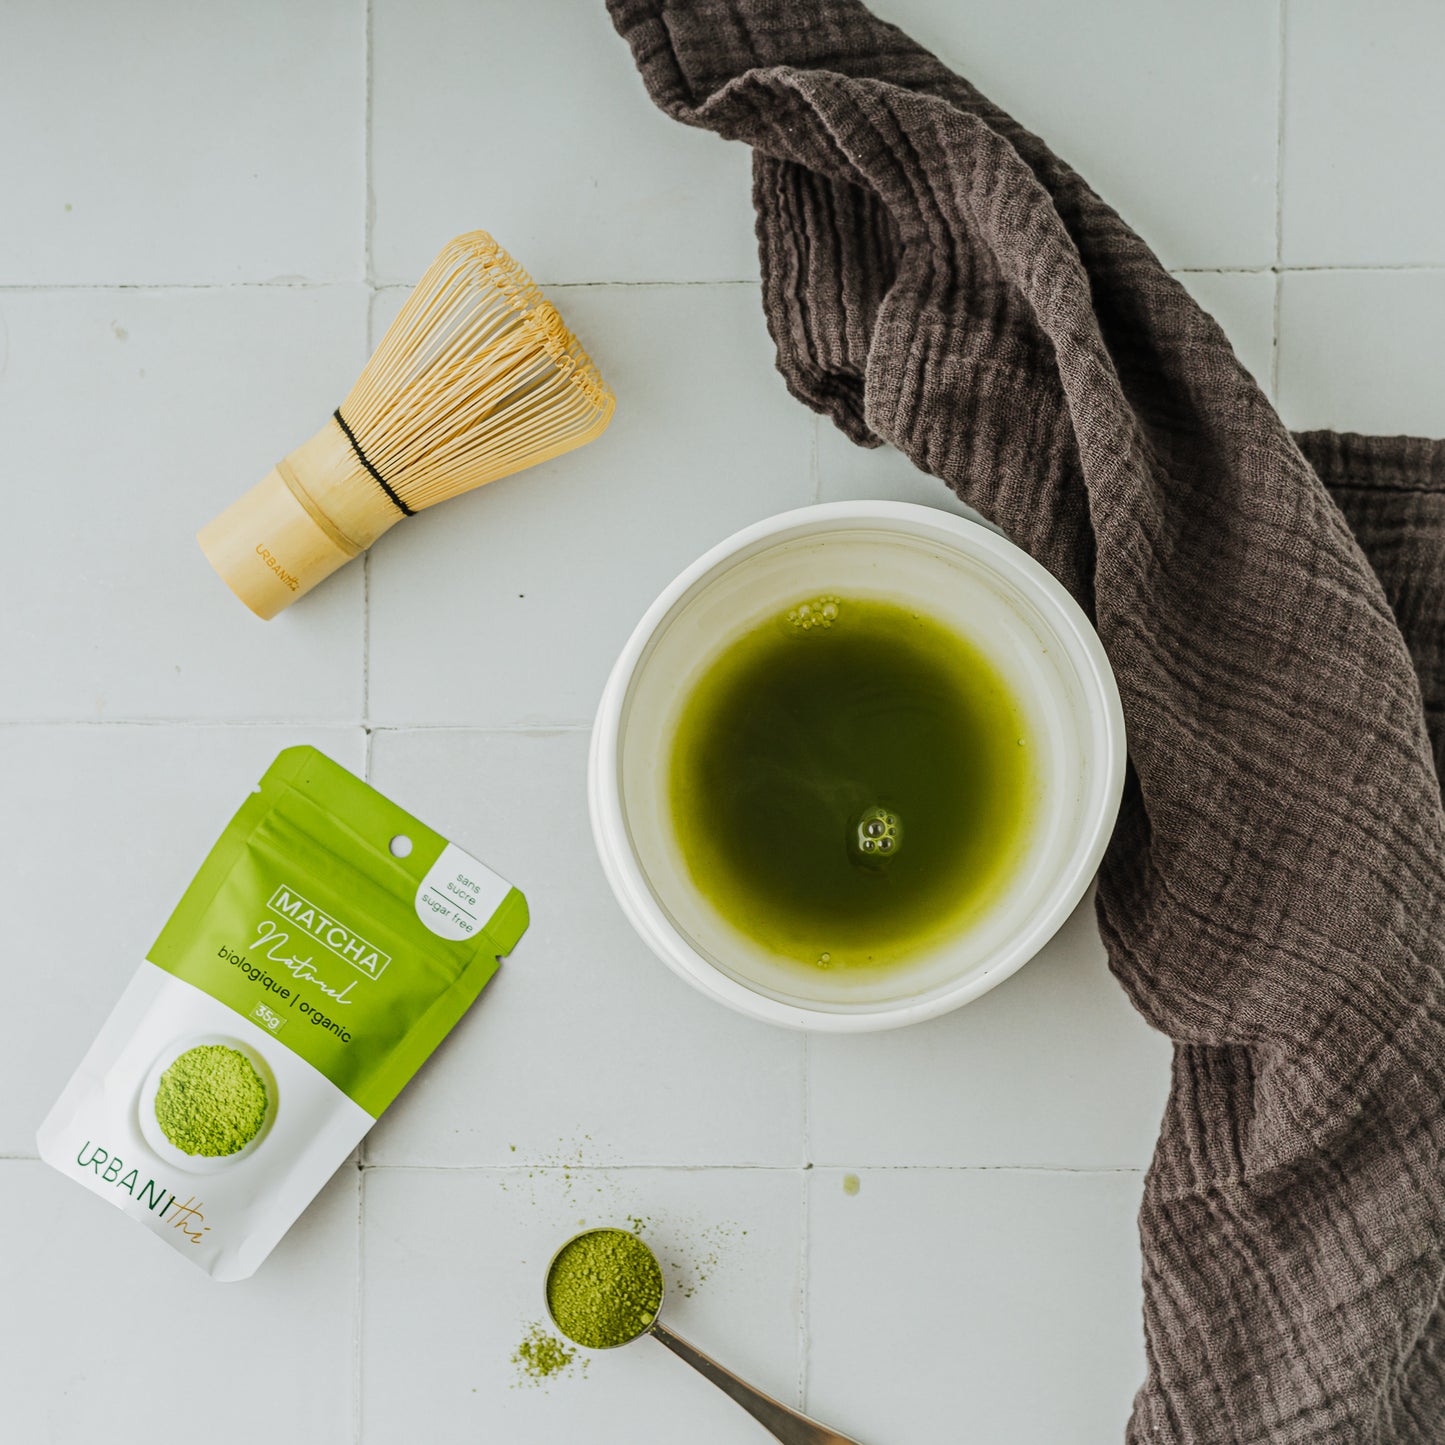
[547,1228,665,1348]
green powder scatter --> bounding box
[664,1219,742,1299]
[155,1045,267,1157]
[843,1173,861,1196]
[512,1322,583,1387]
[547,1229,664,1349]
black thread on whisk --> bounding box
[333,407,414,517]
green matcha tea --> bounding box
[668,596,1035,974]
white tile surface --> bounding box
[366,283,814,726]
[369,0,759,284]
[1,1160,358,1440]
[0,286,369,721]
[872,0,1280,269]
[0,726,366,1156]
[1276,270,1445,436]
[365,729,805,1167]
[361,1167,803,1444]
[0,2,363,285]
[1282,0,1445,267]
[807,1168,1148,1444]
[809,888,1172,1169]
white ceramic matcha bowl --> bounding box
[588,501,1125,1032]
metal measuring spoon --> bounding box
[545,1228,864,1444]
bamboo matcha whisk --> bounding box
[198,231,615,619]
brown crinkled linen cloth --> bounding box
[606,1,1445,1439]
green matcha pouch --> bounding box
[37,746,527,1280]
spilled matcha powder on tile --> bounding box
[154,1044,267,1157]
[512,1322,582,1387]
[547,1228,664,1348]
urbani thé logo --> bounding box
[266,885,392,981]
[75,1140,212,1245]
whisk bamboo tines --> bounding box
[198,231,615,619]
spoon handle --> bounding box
[651,1323,865,1444]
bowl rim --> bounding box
[587,500,1126,1033]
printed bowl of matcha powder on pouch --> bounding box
[139,1036,277,1171]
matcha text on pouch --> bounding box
[37,747,528,1279]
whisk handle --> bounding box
[198,418,410,620]
[197,464,359,621]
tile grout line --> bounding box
[7,264,1445,299]
[0,1155,1145,1172]
[354,1162,366,1445]
[358,8,374,1443]
[801,1037,813,1167]
[544,278,758,288]
[0,718,371,730]
[797,1163,812,1412]
[366,722,592,733]
[1173,263,1445,276]
[347,1160,1147,1175]
[1270,274,1284,404]
[0,278,761,294]
[799,1030,812,1407]
[0,1155,1147,1173]
[1271,0,1289,401]
[362,554,373,752]
[0,718,593,732]
[363,0,376,291]
[0,281,365,293]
